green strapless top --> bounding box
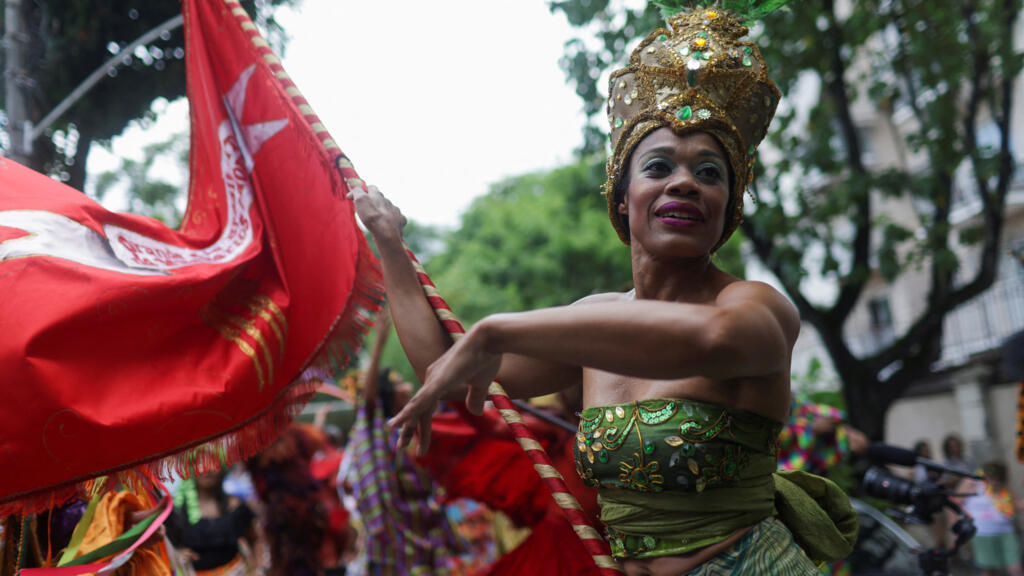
[575,398,782,494]
[573,399,858,563]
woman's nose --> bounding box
[664,168,697,196]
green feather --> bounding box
[652,0,790,23]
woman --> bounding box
[352,8,856,575]
[166,470,260,576]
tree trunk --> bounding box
[4,0,32,165]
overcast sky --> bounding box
[88,0,590,228]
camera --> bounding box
[861,466,948,524]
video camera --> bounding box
[861,443,982,576]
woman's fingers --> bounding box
[416,410,433,456]
[465,384,489,415]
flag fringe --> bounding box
[0,241,383,517]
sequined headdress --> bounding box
[605,6,781,249]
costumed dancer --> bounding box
[247,424,329,576]
[340,311,465,576]
[777,393,868,476]
[352,5,858,575]
[166,470,261,576]
[417,394,604,575]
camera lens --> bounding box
[862,466,920,506]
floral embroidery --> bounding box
[618,453,664,492]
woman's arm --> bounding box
[350,185,451,382]
[350,185,581,402]
[389,280,798,452]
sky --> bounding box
[88,0,590,228]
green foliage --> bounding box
[425,157,634,324]
[92,129,188,226]
[2,0,297,190]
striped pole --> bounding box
[404,247,623,575]
[222,2,618,570]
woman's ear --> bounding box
[617,201,628,216]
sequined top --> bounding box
[574,398,784,558]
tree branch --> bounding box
[820,0,871,324]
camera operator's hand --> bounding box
[842,425,868,455]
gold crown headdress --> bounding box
[605,4,783,250]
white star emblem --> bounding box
[224,64,288,173]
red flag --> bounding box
[0,0,381,513]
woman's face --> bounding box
[619,128,730,258]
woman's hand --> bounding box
[347,184,406,239]
[387,322,502,455]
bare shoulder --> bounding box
[571,290,633,306]
[716,280,800,340]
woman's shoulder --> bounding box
[570,290,634,306]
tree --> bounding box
[550,0,1022,438]
[92,128,188,226]
[1,0,295,191]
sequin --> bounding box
[605,410,614,423]
[678,46,690,57]
[647,47,656,54]
[665,435,684,447]
[676,106,692,121]
[657,34,668,42]
[624,96,633,105]
[687,459,700,475]
[687,58,701,70]
[615,406,626,419]
[619,81,627,89]
[697,108,711,120]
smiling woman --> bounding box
[350,5,858,576]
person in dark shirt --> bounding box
[167,470,260,576]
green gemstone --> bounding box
[681,443,695,457]
[698,31,708,38]
[687,69,698,87]
[657,34,668,42]
[614,116,624,128]
[748,145,756,155]
[694,51,704,60]
[676,106,692,121]
[598,451,609,463]
[744,46,753,54]
[742,56,753,67]
[644,440,655,454]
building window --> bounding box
[869,296,894,333]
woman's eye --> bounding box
[697,164,723,180]
[643,159,671,174]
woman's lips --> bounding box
[655,202,704,227]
